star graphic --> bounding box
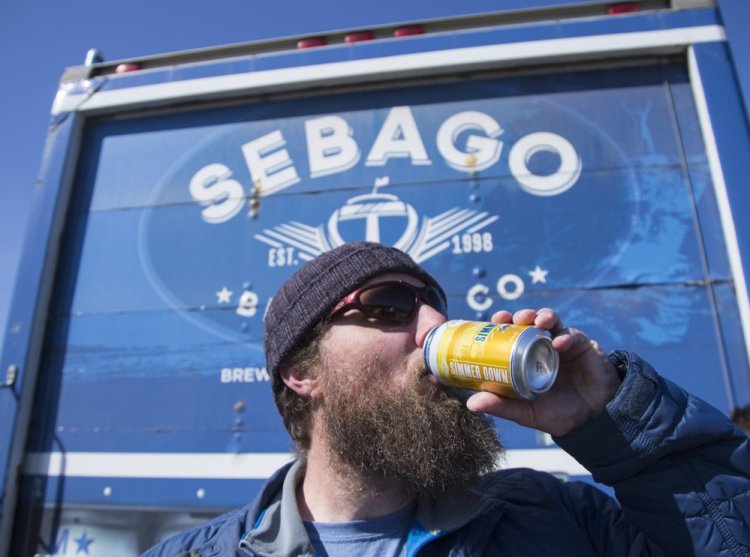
[74,531,95,555]
[216,287,233,304]
[528,265,549,284]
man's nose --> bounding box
[415,302,447,348]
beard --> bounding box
[319,365,503,499]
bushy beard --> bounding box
[320,367,502,499]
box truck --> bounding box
[2,1,750,553]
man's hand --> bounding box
[465,308,621,437]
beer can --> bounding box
[423,320,559,400]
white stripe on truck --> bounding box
[24,448,588,479]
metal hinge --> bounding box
[2,365,18,388]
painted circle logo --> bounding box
[139,98,640,341]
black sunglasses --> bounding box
[328,281,447,323]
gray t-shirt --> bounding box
[303,505,415,557]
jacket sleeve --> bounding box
[554,350,750,556]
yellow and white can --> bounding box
[423,320,559,400]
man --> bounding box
[144,242,750,556]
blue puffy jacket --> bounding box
[143,351,750,556]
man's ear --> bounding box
[280,366,319,398]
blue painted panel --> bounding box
[691,42,750,402]
[717,0,750,132]
[76,65,693,213]
[19,475,262,511]
[25,60,742,460]
[59,168,713,320]
[14,57,750,556]
[23,282,733,480]
[715,282,750,408]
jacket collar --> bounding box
[240,460,498,556]
[240,460,315,556]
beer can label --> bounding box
[423,320,558,400]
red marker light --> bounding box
[345,31,375,43]
[394,25,424,37]
[114,63,142,74]
[297,37,327,49]
[607,2,640,14]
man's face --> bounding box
[314,273,502,497]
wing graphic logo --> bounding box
[254,178,498,263]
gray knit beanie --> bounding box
[264,242,445,385]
